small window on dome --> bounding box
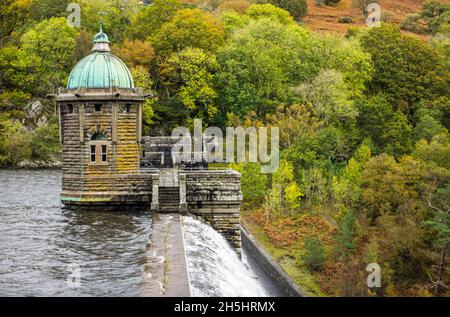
[94,104,102,112]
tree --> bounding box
[0,0,31,44]
[413,114,448,142]
[0,90,31,120]
[420,1,450,34]
[257,0,307,19]
[305,33,373,98]
[359,24,447,113]
[229,162,267,207]
[360,154,400,223]
[413,133,450,169]
[29,0,70,21]
[76,0,141,42]
[113,39,155,68]
[424,182,450,294]
[382,112,413,156]
[0,118,32,166]
[267,103,322,148]
[220,10,252,35]
[335,210,357,260]
[302,166,329,207]
[128,0,185,40]
[361,154,449,224]
[332,144,371,208]
[217,0,252,13]
[246,3,294,24]
[19,17,78,96]
[302,237,326,271]
[31,123,60,162]
[215,19,308,117]
[150,8,225,58]
[356,94,413,156]
[131,66,155,135]
[265,160,303,216]
[160,48,219,124]
[295,69,357,124]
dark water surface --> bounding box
[0,170,151,296]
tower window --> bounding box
[90,145,96,162]
[94,104,102,112]
[101,145,107,162]
[125,104,131,113]
[67,104,74,114]
[89,134,109,165]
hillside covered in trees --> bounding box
[0,0,449,296]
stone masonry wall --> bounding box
[184,170,242,252]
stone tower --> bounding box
[56,25,151,209]
[54,24,242,251]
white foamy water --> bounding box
[182,216,272,297]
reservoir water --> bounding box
[0,169,280,297]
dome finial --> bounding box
[92,12,110,52]
[99,11,105,33]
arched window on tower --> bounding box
[89,133,109,165]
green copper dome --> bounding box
[67,28,134,90]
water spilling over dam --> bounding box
[0,170,280,297]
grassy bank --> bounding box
[242,209,335,297]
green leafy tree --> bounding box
[335,210,357,260]
[267,103,322,148]
[361,154,449,224]
[0,118,32,166]
[424,182,450,294]
[257,0,307,19]
[302,237,326,271]
[359,24,447,113]
[305,33,373,98]
[76,0,141,42]
[128,0,185,40]
[413,114,448,142]
[302,166,329,207]
[382,112,413,156]
[150,8,225,58]
[420,1,450,34]
[160,48,219,124]
[265,160,303,216]
[29,0,70,21]
[220,10,252,35]
[295,69,357,124]
[216,19,308,117]
[131,65,155,135]
[18,17,78,96]
[246,3,294,24]
[31,123,60,162]
[332,144,371,208]
[0,90,31,120]
[0,0,31,44]
[356,94,413,156]
[413,133,450,169]
[230,162,267,207]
